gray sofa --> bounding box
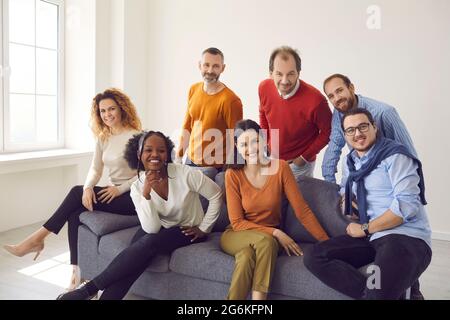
[78,176,356,300]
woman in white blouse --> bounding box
[56,130,222,300]
[3,88,142,290]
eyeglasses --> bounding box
[343,123,371,136]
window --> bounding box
[1,0,64,153]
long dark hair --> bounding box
[124,131,175,179]
[225,119,269,171]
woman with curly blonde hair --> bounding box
[4,88,142,290]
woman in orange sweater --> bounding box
[220,119,329,300]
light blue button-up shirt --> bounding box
[340,147,431,248]
[322,95,417,183]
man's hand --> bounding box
[97,186,120,204]
[180,226,206,242]
[273,229,303,256]
[292,156,306,167]
[346,223,366,238]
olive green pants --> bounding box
[220,229,279,300]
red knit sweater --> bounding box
[259,79,332,161]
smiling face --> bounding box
[270,53,299,96]
[236,129,266,165]
[99,98,123,130]
[324,77,356,113]
[141,134,168,172]
[199,52,225,84]
[343,113,378,156]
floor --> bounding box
[0,222,143,300]
[0,222,449,300]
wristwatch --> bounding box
[361,223,371,237]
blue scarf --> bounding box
[344,137,427,223]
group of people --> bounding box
[3,45,431,301]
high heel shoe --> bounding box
[67,266,83,291]
[3,242,44,261]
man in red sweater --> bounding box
[259,46,332,178]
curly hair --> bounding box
[124,131,175,174]
[90,88,142,141]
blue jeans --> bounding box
[185,157,221,180]
[289,160,315,179]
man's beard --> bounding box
[203,73,220,84]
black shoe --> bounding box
[411,290,425,300]
[56,282,97,300]
[410,279,425,300]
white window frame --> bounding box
[1,0,65,154]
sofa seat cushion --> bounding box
[169,232,235,283]
[169,234,368,299]
[80,211,140,236]
[98,226,170,273]
[269,244,350,299]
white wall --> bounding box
[145,0,450,239]
[95,0,149,126]
[2,0,449,239]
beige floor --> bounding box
[0,222,449,300]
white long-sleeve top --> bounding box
[83,130,139,194]
[130,163,223,234]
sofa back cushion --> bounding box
[283,176,350,242]
[209,172,350,235]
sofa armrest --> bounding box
[79,211,140,236]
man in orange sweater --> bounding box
[259,46,332,178]
[177,47,243,180]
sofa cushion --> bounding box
[98,226,170,273]
[270,244,350,300]
[169,232,234,283]
[80,211,140,236]
[283,176,350,243]
[169,233,353,299]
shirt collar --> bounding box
[351,142,377,164]
[278,79,300,100]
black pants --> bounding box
[43,185,137,265]
[303,234,432,299]
[93,226,203,300]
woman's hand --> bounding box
[142,170,163,200]
[180,226,206,242]
[82,187,97,211]
[97,186,120,204]
[273,229,303,256]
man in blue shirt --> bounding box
[304,108,432,300]
[321,74,417,183]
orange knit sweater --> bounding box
[225,159,329,241]
[179,82,243,168]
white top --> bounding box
[83,130,139,194]
[130,163,223,234]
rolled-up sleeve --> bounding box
[387,154,422,222]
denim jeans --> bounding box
[289,160,315,179]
